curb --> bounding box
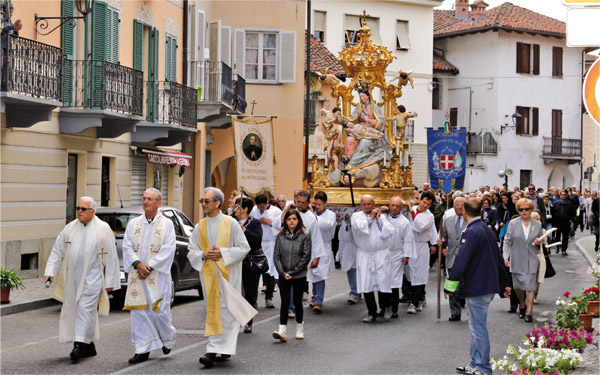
[575,236,596,266]
[0,298,60,316]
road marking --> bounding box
[109,290,349,375]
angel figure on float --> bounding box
[389,68,414,88]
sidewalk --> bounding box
[0,276,59,316]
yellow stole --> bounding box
[199,215,232,336]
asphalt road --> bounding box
[0,242,592,374]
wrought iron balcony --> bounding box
[467,132,498,154]
[62,60,143,116]
[542,137,581,163]
[1,34,62,101]
[145,81,198,129]
[233,75,247,113]
[192,60,235,105]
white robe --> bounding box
[122,213,177,354]
[351,211,394,294]
[44,217,120,344]
[188,212,251,355]
[297,210,326,283]
[336,221,357,272]
[407,208,438,286]
[250,205,282,278]
[313,209,336,282]
[385,213,417,289]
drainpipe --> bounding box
[183,0,188,86]
[304,0,311,182]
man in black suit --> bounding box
[243,135,262,161]
[551,190,576,255]
[591,194,599,252]
[526,184,545,222]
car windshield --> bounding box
[97,213,141,239]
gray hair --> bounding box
[277,194,287,200]
[79,196,97,210]
[144,187,162,201]
[452,190,466,198]
[453,196,466,205]
[204,187,224,206]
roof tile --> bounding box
[304,31,345,75]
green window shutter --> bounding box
[165,34,177,82]
[133,20,143,71]
[152,28,159,81]
[91,1,108,61]
[147,28,160,121]
[107,8,119,64]
[61,0,74,105]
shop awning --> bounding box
[142,149,193,168]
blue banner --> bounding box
[426,127,467,193]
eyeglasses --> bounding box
[199,199,215,204]
[518,207,531,212]
[75,206,93,212]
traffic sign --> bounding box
[563,0,600,5]
[583,58,600,128]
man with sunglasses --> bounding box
[44,197,120,362]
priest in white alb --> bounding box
[188,187,256,369]
[351,194,395,323]
[122,188,177,364]
[44,196,120,362]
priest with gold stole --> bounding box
[44,196,120,363]
[122,188,177,364]
[188,187,256,369]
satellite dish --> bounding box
[506,169,514,176]
[498,170,505,178]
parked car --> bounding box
[95,206,202,306]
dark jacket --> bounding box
[449,218,509,298]
[551,199,576,223]
[241,217,262,252]
[526,195,546,222]
[481,207,498,229]
[273,230,311,279]
[496,202,516,226]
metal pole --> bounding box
[303,0,311,182]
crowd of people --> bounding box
[41,182,599,374]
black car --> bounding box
[95,206,202,306]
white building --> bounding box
[311,0,443,187]
[433,0,584,191]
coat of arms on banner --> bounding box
[232,117,276,196]
[427,127,467,193]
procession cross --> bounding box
[250,100,257,116]
[98,247,109,267]
[360,10,371,26]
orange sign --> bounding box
[583,58,600,127]
[563,0,600,4]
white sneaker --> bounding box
[407,304,417,314]
[296,322,304,339]
[384,306,393,320]
[347,295,359,305]
[302,292,309,301]
[416,301,424,312]
[272,324,287,342]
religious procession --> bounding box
[2,0,600,374]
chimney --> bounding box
[455,0,470,19]
[470,0,489,20]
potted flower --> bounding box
[582,286,599,317]
[555,292,590,330]
[0,267,25,304]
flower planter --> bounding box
[588,300,600,317]
[1,287,10,304]
[579,313,594,332]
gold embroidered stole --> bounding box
[123,216,165,312]
[199,215,231,336]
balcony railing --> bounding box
[1,34,62,101]
[192,60,235,105]
[62,60,143,116]
[145,81,198,129]
[233,75,247,113]
[543,137,582,158]
[467,132,498,154]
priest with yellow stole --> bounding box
[188,187,256,369]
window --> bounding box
[516,42,539,75]
[450,108,458,128]
[552,109,562,138]
[432,78,440,109]
[165,33,177,82]
[344,14,381,45]
[396,20,411,50]
[314,10,326,43]
[515,106,539,135]
[92,1,120,64]
[552,47,563,77]
[162,210,183,236]
[520,170,532,190]
[235,29,296,83]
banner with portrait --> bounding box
[426,127,467,193]
[232,117,276,197]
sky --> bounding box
[436,0,568,21]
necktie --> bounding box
[455,216,462,236]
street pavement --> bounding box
[1,230,598,374]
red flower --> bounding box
[563,291,571,298]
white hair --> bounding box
[204,187,224,206]
[144,187,162,201]
[79,196,97,210]
[454,196,466,205]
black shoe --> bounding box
[519,308,526,319]
[508,306,517,313]
[391,312,399,319]
[555,248,560,254]
[377,310,385,317]
[562,252,568,256]
[162,346,171,355]
[199,353,216,368]
[128,352,150,364]
[214,354,231,363]
[70,344,83,362]
[399,296,411,303]
[449,315,461,321]
[524,314,533,323]
[244,324,252,333]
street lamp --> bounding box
[500,110,523,135]
[498,166,513,189]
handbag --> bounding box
[248,250,269,273]
[544,252,556,278]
